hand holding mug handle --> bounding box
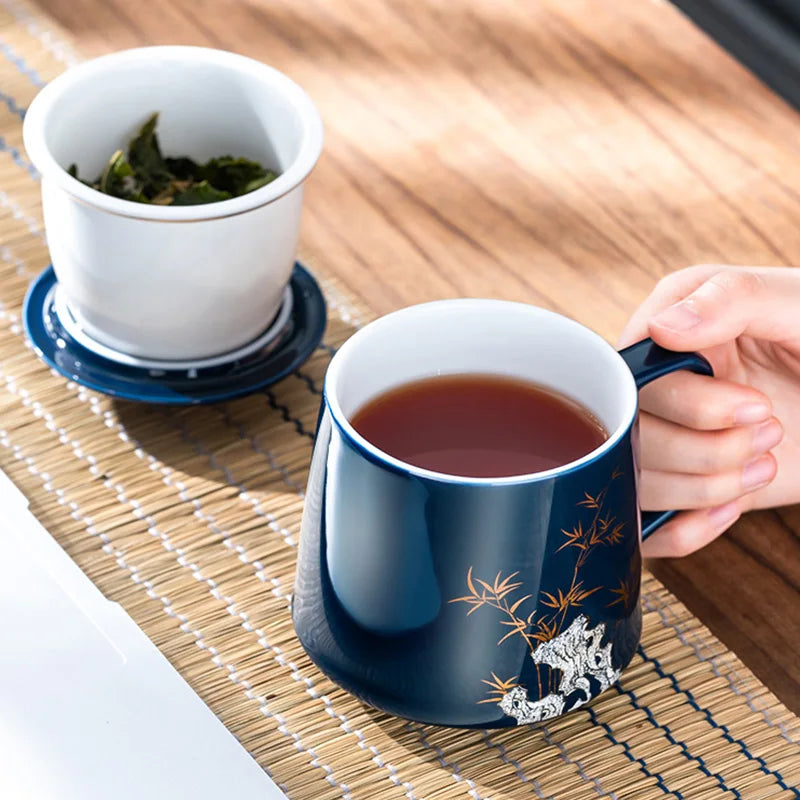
[618,338,713,540]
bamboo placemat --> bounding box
[0,3,798,797]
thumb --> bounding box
[647,268,798,351]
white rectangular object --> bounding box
[0,470,286,800]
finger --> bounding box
[639,413,783,474]
[638,372,773,429]
[648,267,800,351]
[618,264,723,347]
[641,501,743,558]
[639,452,777,510]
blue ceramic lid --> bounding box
[23,263,326,405]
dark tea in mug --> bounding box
[350,374,608,478]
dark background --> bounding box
[672,0,800,109]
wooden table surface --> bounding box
[33,0,800,714]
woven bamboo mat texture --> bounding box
[0,2,799,797]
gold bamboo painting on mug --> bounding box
[450,467,638,724]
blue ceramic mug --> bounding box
[293,300,712,727]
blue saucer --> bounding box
[23,263,327,404]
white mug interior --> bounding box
[325,299,638,482]
[25,47,321,218]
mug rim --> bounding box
[324,299,638,486]
[22,46,324,223]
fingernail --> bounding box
[708,501,740,531]
[734,402,772,425]
[742,456,775,491]
[651,302,702,332]
[751,419,783,455]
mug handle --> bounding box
[619,337,714,540]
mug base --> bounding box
[293,605,638,729]
[54,283,293,371]
[61,289,287,365]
